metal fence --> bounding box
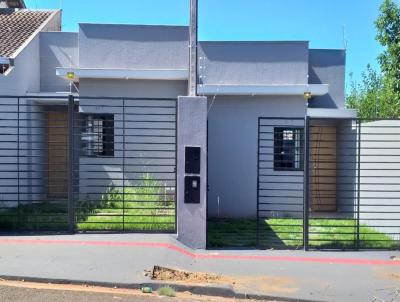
[306,118,400,250]
[0,95,177,234]
[255,117,400,250]
[257,118,305,249]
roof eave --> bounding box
[56,67,189,81]
[197,84,329,96]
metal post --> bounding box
[68,95,75,234]
[205,119,209,247]
[188,0,198,96]
[17,97,20,229]
[356,119,361,250]
[122,99,125,231]
[256,118,261,247]
[175,99,178,234]
[303,116,310,251]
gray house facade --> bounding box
[3,3,398,250]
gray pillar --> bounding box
[177,96,207,249]
[188,0,198,96]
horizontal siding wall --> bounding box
[359,120,400,239]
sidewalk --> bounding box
[0,234,399,302]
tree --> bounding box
[347,66,384,119]
[376,0,400,93]
[347,0,400,118]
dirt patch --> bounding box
[374,267,400,282]
[230,275,299,294]
[151,266,222,284]
[386,273,400,281]
[150,266,299,295]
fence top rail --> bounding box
[0,95,178,101]
[309,116,400,122]
[258,116,400,122]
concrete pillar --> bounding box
[177,96,207,249]
[188,0,198,96]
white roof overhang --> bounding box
[56,67,189,81]
[197,84,329,96]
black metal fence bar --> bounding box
[303,116,310,251]
[256,117,305,250]
[256,118,261,247]
[0,95,177,234]
[68,95,75,233]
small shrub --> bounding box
[100,173,167,209]
[158,286,176,297]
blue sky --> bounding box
[26,0,385,89]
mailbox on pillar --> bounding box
[184,146,201,204]
[185,146,201,174]
[185,176,200,204]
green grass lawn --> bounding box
[0,203,68,231]
[75,201,175,232]
[1,205,396,249]
[0,174,176,233]
[0,202,175,232]
[208,218,399,249]
[0,201,175,232]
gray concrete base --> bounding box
[176,96,207,249]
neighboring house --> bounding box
[7,1,397,242]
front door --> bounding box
[47,111,68,199]
[310,125,337,212]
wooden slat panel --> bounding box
[311,126,337,212]
[47,111,68,199]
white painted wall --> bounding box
[207,96,306,218]
[40,32,79,92]
[359,120,400,239]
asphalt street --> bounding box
[0,283,277,302]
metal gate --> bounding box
[257,117,400,250]
[306,118,400,250]
[257,117,305,249]
[0,95,177,234]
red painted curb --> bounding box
[0,238,399,266]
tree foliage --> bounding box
[347,66,384,119]
[347,0,400,119]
